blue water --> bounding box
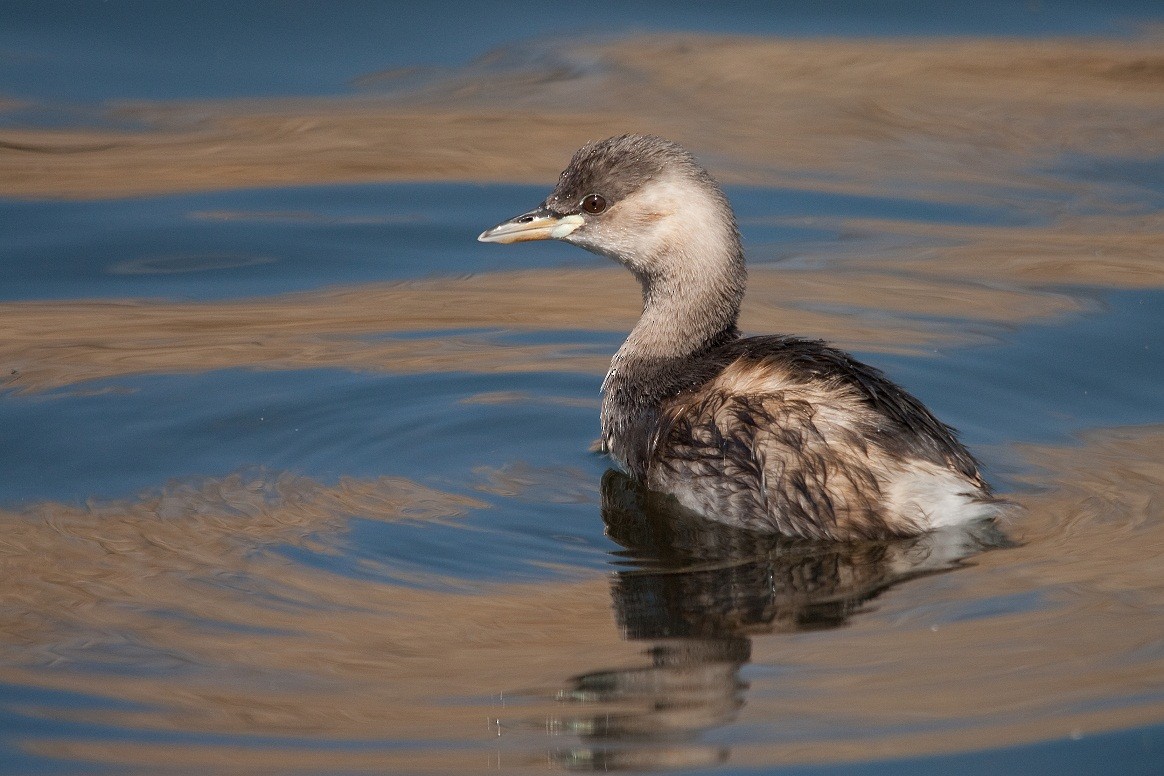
[2,1,1159,103]
[0,182,1034,301]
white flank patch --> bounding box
[884,461,1000,530]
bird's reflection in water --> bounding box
[547,470,1011,771]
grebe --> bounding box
[479,134,998,541]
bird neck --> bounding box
[600,243,744,476]
[618,243,745,364]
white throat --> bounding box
[607,174,744,361]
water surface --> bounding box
[1,4,1163,775]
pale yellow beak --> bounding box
[478,207,585,244]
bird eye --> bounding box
[581,194,607,214]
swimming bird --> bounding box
[478,134,998,541]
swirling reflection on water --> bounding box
[540,471,1010,771]
[0,431,1162,773]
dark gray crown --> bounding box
[546,134,721,214]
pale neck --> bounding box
[618,244,745,363]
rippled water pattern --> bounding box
[2,2,1163,774]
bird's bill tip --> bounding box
[477,210,584,244]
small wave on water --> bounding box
[108,253,277,275]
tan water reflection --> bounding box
[1,35,1161,200]
[3,427,1162,772]
[0,260,1095,394]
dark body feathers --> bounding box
[602,335,989,540]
